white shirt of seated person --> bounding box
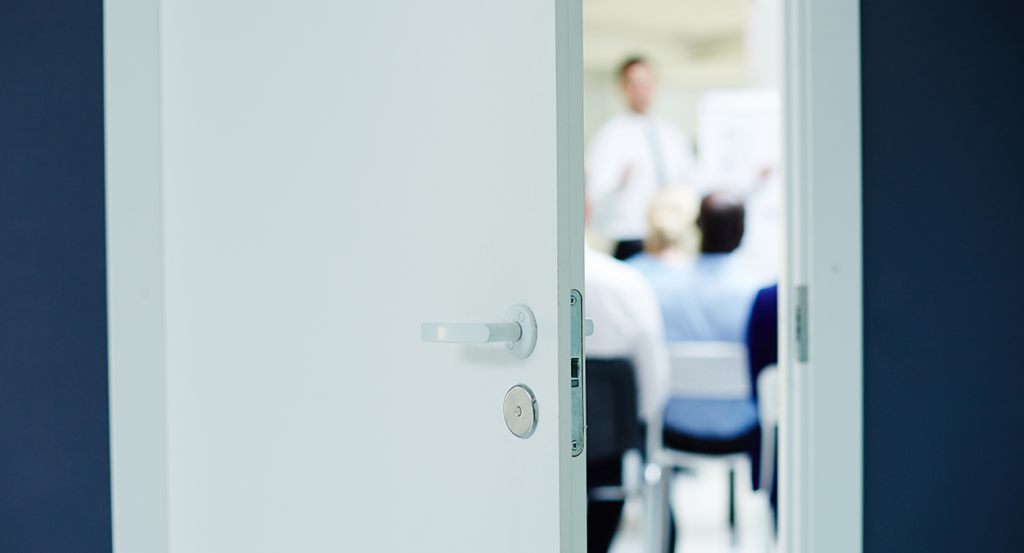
[584,245,670,425]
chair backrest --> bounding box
[756,364,779,425]
[667,341,750,398]
[586,358,640,463]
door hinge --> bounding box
[795,285,808,362]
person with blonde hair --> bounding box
[627,185,699,300]
[643,185,700,259]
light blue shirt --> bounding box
[629,252,759,343]
[627,252,691,302]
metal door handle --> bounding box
[421,304,537,359]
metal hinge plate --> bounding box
[795,285,809,362]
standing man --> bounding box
[587,57,697,260]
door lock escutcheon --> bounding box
[503,384,538,438]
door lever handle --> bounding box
[421,304,537,359]
[420,322,522,343]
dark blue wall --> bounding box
[0,0,111,551]
[2,0,1024,550]
[861,0,1024,550]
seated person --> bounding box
[585,242,671,553]
[649,191,760,343]
[746,284,779,521]
[627,185,700,295]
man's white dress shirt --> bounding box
[585,246,670,424]
[586,113,697,241]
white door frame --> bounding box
[780,0,863,552]
[104,0,168,550]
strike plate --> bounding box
[569,289,585,456]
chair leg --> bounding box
[729,468,737,545]
[645,464,672,553]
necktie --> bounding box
[644,121,668,186]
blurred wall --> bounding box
[861,0,1024,550]
[581,0,759,147]
[581,0,780,150]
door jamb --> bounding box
[780,0,863,552]
[104,0,168,551]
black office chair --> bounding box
[585,358,640,553]
[586,358,640,465]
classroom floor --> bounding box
[609,457,775,553]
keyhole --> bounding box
[515,406,523,417]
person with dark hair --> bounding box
[654,192,760,342]
[618,56,646,81]
[586,57,697,261]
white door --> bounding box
[104,1,586,552]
